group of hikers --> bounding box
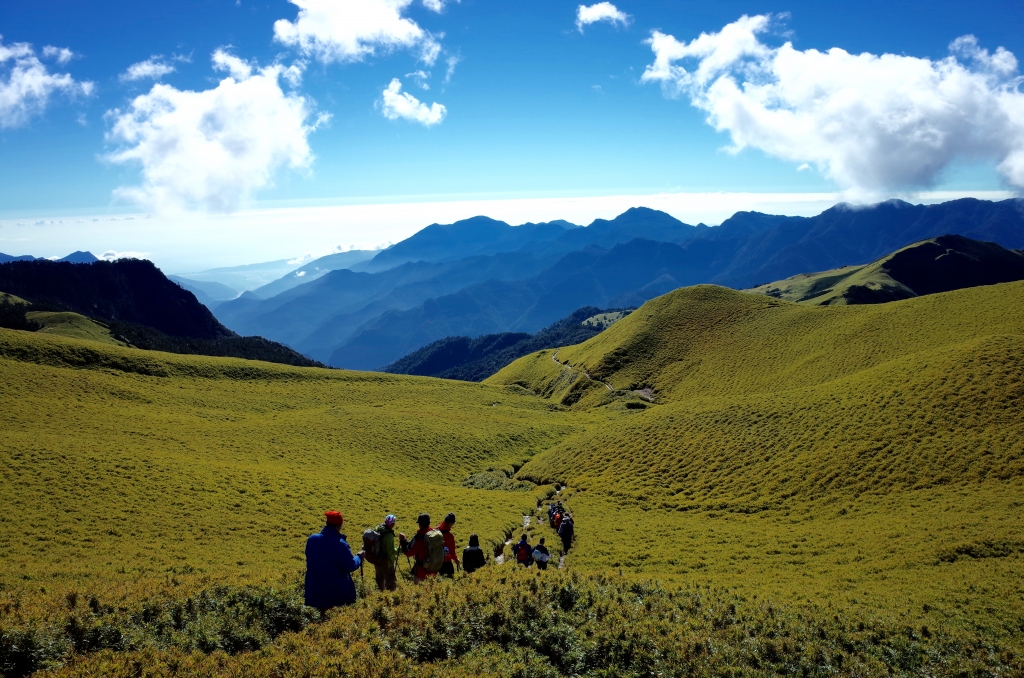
[510,502,575,568]
[304,504,575,611]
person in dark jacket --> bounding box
[305,510,362,611]
[558,514,574,553]
[462,533,487,574]
[437,512,460,578]
[533,537,551,570]
[514,534,533,567]
[400,513,437,583]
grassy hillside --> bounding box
[0,329,581,619]
[3,281,1024,675]
[26,311,125,346]
[490,283,1024,638]
[749,235,1024,305]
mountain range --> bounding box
[212,197,1024,370]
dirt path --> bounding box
[551,350,613,391]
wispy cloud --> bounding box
[642,15,1024,196]
[120,56,176,82]
[41,46,75,64]
[380,78,446,126]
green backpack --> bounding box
[422,529,446,572]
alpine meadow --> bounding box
[5,0,1024,675]
[2,276,1023,675]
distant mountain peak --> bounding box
[58,251,99,264]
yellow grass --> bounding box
[3,280,1024,674]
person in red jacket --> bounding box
[437,512,460,578]
[400,513,437,583]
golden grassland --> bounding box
[2,280,1024,675]
[0,329,583,615]
[490,283,1024,640]
[747,265,893,305]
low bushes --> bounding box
[6,569,1020,677]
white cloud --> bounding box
[274,0,443,66]
[120,56,176,82]
[42,46,75,64]
[104,50,325,213]
[380,78,445,126]
[641,15,1024,196]
[576,3,630,32]
[0,36,94,128]
[100,250,150,261]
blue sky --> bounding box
[1,0,1023,268]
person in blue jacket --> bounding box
[305,510,363,611]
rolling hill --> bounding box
[750,234,1024,305]
[2,274,1023,675]
[488,282,1024,629]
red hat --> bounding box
[324,511,344,525]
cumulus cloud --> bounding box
[576,3,630,32]
[274,0,444,66]
[104,50,325,213]
[0,36,94,128]
[380,77,445,125]
[120,56,176,82]
[641,15,1024,196]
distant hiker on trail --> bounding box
[533,537,551,570]
[305,511,362,612]
[462,533,487,574]
[400,513,446,583]
[553,510,564,531]
[547,504,557,528]
[363,514,402,592]
[558,513,574,553]
[514,534,533,567]
[437,512,460,578]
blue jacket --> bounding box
[304,526,361,609]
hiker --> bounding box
[437,512,460,578]
[400,513,446,583]
[547,504,557,528]
[533,537,551,570]
[462,533,487,574]
[513,534,533,567]
[363,514,402,592]
[304,511,363,612]
[558,513,574,553]
[553,510,563,531]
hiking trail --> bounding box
[551,349,613,391]
[493,486,569,569]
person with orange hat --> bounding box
[304,510,363,611]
